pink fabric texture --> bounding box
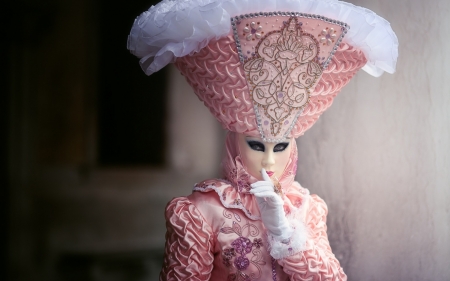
[160,191,346,280]
[175,35,367,139]
[160,132,346,280]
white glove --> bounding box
[250,169,293,241]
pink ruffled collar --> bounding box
[194,178,262,220]
[193,177,309,221]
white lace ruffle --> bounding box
[267,213,307,259]
[128,0,398,77]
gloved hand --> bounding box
[250,169,293,241]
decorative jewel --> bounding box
[243,21,263,41]
[253,238,263,249]
[273,177,284,197]
[319,27,337,45]
[271,257,278,281]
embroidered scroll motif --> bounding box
[231,12,348,141]
[243,17,321,137]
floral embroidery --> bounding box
[195,180,217,190]
[228,166,252,193]
[243,17,322,137]
[232,237,253,255]
[224,248,236,259]
[319,27,337,46]
[237,178,251,193]
[228,168,238,182]
[223,258,232,267]
[221,210,265,280]
[243,21,264,41]
[234,255,250,270]
[253,238,263,249]
[225,157,257,195]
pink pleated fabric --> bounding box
[278,194,347,280]
[160,132,347,281]
[160,198,215,280]
[175,35,367,139]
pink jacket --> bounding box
[159,180,346,281]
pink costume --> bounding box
[161,132,346,280]
[127,0,398,280]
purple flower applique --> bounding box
[234,255,250,271]
[231,237,253,255]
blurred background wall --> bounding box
[297,1,450,280]
[3,0,449,281]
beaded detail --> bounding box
[231,12,348,142]
[271,257,277,281]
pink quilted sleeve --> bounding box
[277,195,347,281]
[159,197,215,281]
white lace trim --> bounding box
[128,0,398,77]
[267,213,308,259]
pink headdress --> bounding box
[128,0,398,141]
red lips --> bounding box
[266,171,274,177]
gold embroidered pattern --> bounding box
[243,17,322,136]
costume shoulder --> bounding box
[307,193,329,224]
[192,178,262,220]
[161,196,215,280]
[164,196,214,233]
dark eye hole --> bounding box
[247,141,265,152]
[273,142,289,152]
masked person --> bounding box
[128,0,398,280]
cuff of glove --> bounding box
[267,217,307,259]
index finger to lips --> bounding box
[252,191,276,198]
[251,181,272,188]
[261,168,271,182]
[250,185,275,194]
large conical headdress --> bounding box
[128,0,398,141]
